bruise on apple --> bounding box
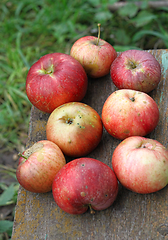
[20,142,44,158]
[18,142,44,165]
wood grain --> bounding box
[12,49,168,240]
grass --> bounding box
[0,166,19,240]
[1,0,168,238]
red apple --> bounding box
[112,136,168,194]
[52,157,118,214]
[110,49,161,93]
[102,89,159,140]
[70,24,117,78]
[26,53,88,113]
[16,140,66,193]
[46,102,103,157]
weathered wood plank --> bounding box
[12,49,168,240]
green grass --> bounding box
[1,0,168,153]
[0,166,19,240]
[1,1,168,238]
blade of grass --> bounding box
[0,184,15,206]
[0,220,13,233]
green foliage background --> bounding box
[1,0,168,238]
[1,0,168,153]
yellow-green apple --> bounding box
[110,49,161,93]
[70,24,117,78]
[46,102,103,157]
[16,140,66,193]
[102,89,159,140]
[112,136,168,194]
[52,157,118,214]
[26,53,88,113]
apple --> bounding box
[101,89,159,140]
[112,136,168,194]
[26,52,88,113]
[52,157,118,214]
[16,140,66,193]
[46,102,103,157]
[110,49,161,93]
[70,23,117,78]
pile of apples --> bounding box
[16,24,168,215]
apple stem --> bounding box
[46,69,52,74]
[130,61,137,69]
[66,118,73,125]
[18,153,28,160]
[89,204,95,214]
[97,23,101,46]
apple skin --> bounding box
[16,140,66,193]
[26,53,88,113]
[101,89,159,140]
[52,157,118,214]
[112,136,168,194]
[46,102,103,157]
[110,49,161,93]
[70,36,117,78]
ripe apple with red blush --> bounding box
[16,140,66,193]
[46,102,103,157]
[52,157,118,214]
[112,136,168,194]
[102,89,159,140]
[26,52,88,113]
[110,49,161,93]
[70,24,117,78]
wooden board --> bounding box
[12,49,168,240]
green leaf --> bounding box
[118,3,139,18]
[108,0,118,4]
[115,29,130,45]
[94,11,113,23]
[0,184,15,206]
[133,29,168,48]
[139,1,148,10]
[114,45,141,52]
[131,10,157,27]
[133,30,168,42]
[0,220,13,233]
[87,0,100,6]
[88,0,117,5]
